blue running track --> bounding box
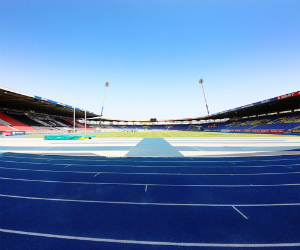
[1,153,300,249]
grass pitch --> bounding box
[18,131,298,139]
[88,131,297,138]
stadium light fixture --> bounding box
[199,78,210,115]
[101,82,109,117]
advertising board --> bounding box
[11,131,26,135]
[244,129,284,133]
[1,131,12,136]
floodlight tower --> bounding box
[101,82,109,117]
[199,78,210,115]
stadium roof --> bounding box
[0,85,99,118]
[195,90,300,121]
[99,90,300,122]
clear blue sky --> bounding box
[0,0,299,120]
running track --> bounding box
[1,152,300,249]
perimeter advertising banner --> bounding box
[1,131,12,135]
[244,129,284,133]
[11,131,26,135]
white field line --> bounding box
[1,228,300,247]
[169,143,300,147]
[1,176,300,187]
[232,206,248,219]
[1,155,300,163]
[0,151,129,157]
[1,166,300,176]
[181,151,265,156]
[1,159,300,169]
[1,194,300,207]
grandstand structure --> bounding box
[0,85,300,135]
[0,85,98,135]
[97,90,300,134]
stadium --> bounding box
[1,85,300,249]
[1,0,300,248]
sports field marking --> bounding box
[1,155,300,163]
[181,151,265,156]
[1,158,300,168]
[2,165,300,176]
[232,206,248,219]
[1,176,300,187]
[0,151,130,157]
[2,165,300,175]
[1,193,300,207]
[1,228,299,247]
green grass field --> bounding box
[20,131,299,139]
[82,131,298,138]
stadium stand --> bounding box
[200,112,300,133]
[0,112,37,131]
[252,113,300,130]
[54,118,74,128]
[0,125,16,131]
[75,121,96,130]
[168,124,190,131]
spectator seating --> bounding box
[0,113,37,131]
[201,112,300,132]
[0,125,16,131]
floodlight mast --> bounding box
[199,78,210,115]
[101,82,109,117]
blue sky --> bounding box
[0,0,299,120]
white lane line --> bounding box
[1,194,300,207]
[232,206,248,219]
[169,142,300,146]
[1,176,300,187]
[145,185,147,192]
[1,157,300,163]
[1,166,300,176]
[0,151,130,157]
[2,159,300,169]
[1,228,299,247]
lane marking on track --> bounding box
[1,193,300,207]
[1,159,300,169]
[1,166,300,176]
[1,228,300,247]
[1,176,300,187]
[145,185,147,192]
[1,228,299,247]
[1,156,300,163]
[232,206,248,219]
